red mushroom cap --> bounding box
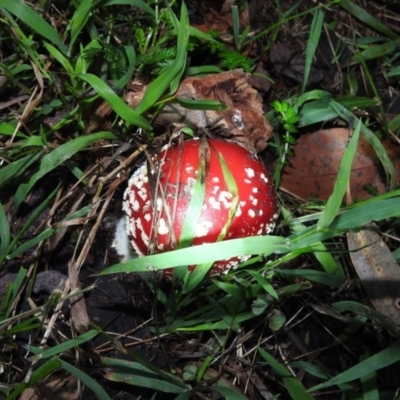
[123,138,277,277]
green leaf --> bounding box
[309,340,400,392]
[61,360,111,400]
[69,0,94,50]
[258,347,315,400]
[98,0,155,16]
[134,2,189,114]
[339,0,398,39]
[30,330,99,361]
[102,357,187,394]
[318,120,361,229]
[0,0,68,55]
[302,9,324,93]
[14,131,117,211]
[101,235,288,274]
[0,202,10,259]
[77,74,151,130]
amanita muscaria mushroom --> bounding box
[121,138,277,277]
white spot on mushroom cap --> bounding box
[212,177,220,183]
[157,218,169,235]
[144,213,151,222]
[245,167,255,178]
[260,173,269,184]
[251,197,258,206]
[156,197,163,212]
[132,199,140,211]
[212,186,220,195]
[218,191,233,209]
[244,179,251,184]
[195,221,213,237]
[209,197,221,210]
[248,209,256,218]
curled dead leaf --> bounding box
[280,128,400,200]
[125,69,273,153]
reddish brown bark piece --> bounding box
[280,128,400,200]
[125,69,273,153]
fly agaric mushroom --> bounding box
[121,138,277,277]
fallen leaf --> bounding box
[125,69,273,153]
[347,227,400,325]
[280,128,400,200]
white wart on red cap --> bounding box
[123,138,278,277]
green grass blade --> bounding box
[102,357,188,394]
[134,2,189,114]
[344,38,400,67]
[309,339,400,392]
[101,235,289,274]
[339,0,398,39]
[61,360,111,400]
[329,100,396,188]
[14,131,117,211]
[98,0,155,16]
[317,120,361,229]
[258,347,315,400]
[69,0,94,51]
[5,357,61,400]
[302,8,324,93]
[178,139,207,249]
[77,74,151,130]
[0,0,68,55]
[29,330,99,361]
[0,202,10,259]
[0,152,42,190]
[43,42,74,74]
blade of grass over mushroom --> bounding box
[14,131,117,211]
[77,74,150,130]
[178,138,208,249]
[302,8,323,93]
[101,236,288,274]
[61,360,111,400]
[0,0,68,55]
[329,100,396,188]
[179,149,240,291]
[339,0,398,39]
[216,151,239,241]
[309,339,400,392]
[317,120,361,230]
[134,3,189,115]
[258,347,315,400]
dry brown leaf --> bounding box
[347,228,400,325]
[19,375,77,400]
[125,69,273,153]
[280,128,400,200]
